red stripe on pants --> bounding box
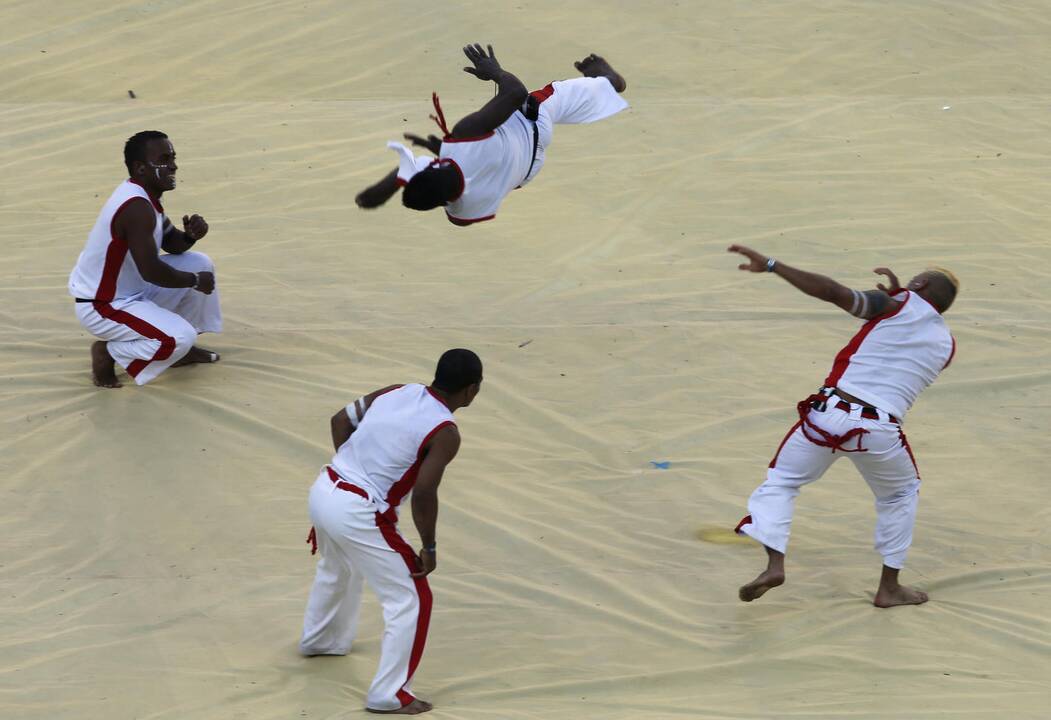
[898,429,921,479]
[768,421,802,469]
[93,302,177,378]
[375,513,432,708]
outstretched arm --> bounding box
[727,244,901,320]
[449,44,528,140]
[355,168,400,209]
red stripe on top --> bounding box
[96,196,146,303]
[943,336,957,369]
[425,387,451,409]
[92,302,177,378]
[824,292,911,388]
[127,178,164,213]
[445,213,494,226]
[442,158,464,201]
[530,83,556,103]
[442,132,494,143]
[384,420,456,510]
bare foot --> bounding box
[574,53,627,92]
[366,699,433,715]
[874,584,928,608]
[739,568,785,602]
[172,346,221,367]
[91,341,122,388]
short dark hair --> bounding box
[402,166,453,211]
[433,349,483,393]
[124,130,168,173]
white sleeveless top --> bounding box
[826,291,955,420]
[330,384,456,515]
[439,111,536,226]
[69,180,164,302]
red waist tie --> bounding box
[430,92,451,139]
[796,394,869,453]
[306,468,372,555]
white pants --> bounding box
[737,398,921,569]
[74,252,222,385]
[300,469,432,712]
[524,76,630,185]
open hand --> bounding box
[462,43,502,82]
[404,132,442,155]
[727,244,770,272]
[182,214,208,241]
[873,267,901,294]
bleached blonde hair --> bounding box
[928,266,960,292]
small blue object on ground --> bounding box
[650,461,671,469]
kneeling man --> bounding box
[69,130,221,388]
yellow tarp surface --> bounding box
[2,2,1049,718]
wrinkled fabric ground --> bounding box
[1,2,1049,718]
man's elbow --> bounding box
[509,84,528,107]
[510,83,529,104]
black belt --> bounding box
[811,393,899,424]
[521,96,541,184]
[523,120,539,183]
[75,298,95,303]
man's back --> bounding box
[330,384,455,513]
[827,290,955,420]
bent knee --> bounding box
[182,250,215,273]
[172,325,198,354]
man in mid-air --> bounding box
[728,244,958,608]
[355,44,628,226]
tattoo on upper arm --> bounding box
[850,289,891,319]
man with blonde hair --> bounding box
[727,245,958,608]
